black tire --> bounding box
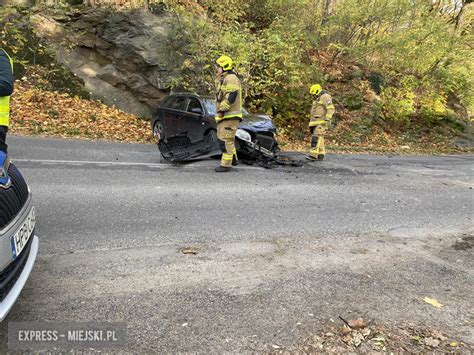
[160,155,171,164]
[205,129,218,143]
[205,130,221,158]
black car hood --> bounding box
[239,114,276,133]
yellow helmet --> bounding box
[310,84,322,96]
[216,55,233,71]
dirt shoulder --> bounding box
[297,320,473,353]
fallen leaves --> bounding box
[347,330,364,347]
[339,326,351,335]
[181,246,199,255]
[338,318,377,349]
[410,329,458,348]
[371,335,386,348]
[431,329,447,341]
[302,318,472,353]
[423,297,444,308]
[411,330,450,348]
[348,318,367,330]
[10,68,155,144]
[424,337,441,348]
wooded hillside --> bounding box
[1,0,472,151]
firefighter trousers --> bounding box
[217,119,239,167]
[309,119,328,158]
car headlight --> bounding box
[236,129,252,142]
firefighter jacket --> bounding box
[309,91,335,127]
[215,70,243,123]
[0,49,14,128]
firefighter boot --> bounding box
[232,151,239,166]
[215,165,232,172]
[306,154,324,161]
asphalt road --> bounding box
[1,135,473,352]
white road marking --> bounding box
[12,158,255,170]
[13,158,169,168]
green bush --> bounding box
[163,0,472,131]
[381,87,416,123]
[342,90,364,111]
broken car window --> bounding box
[203,99,216,116]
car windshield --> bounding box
[203,98,249,116]
[203,99,216,116]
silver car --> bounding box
[0,156,39,321]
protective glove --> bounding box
[218,100,231,112]
[325,117,333,130]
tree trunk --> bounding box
[322,0,335,24]
[454,0,472,31]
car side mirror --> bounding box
[191,108,203,115]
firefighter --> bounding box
[214,55,243,172]
[307,84,335,161]
[0,47,14,161]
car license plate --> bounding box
[10,207,36,259]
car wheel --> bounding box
[205,130,221,158]
[206,129,218,143]
[153,121,163,141]
[160,155,171,164]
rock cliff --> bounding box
[31,8,178,117]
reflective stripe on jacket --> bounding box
[0,49,13,127]
[215,71,243,123]
[309,91,335,127]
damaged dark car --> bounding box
[152,93,280,162]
